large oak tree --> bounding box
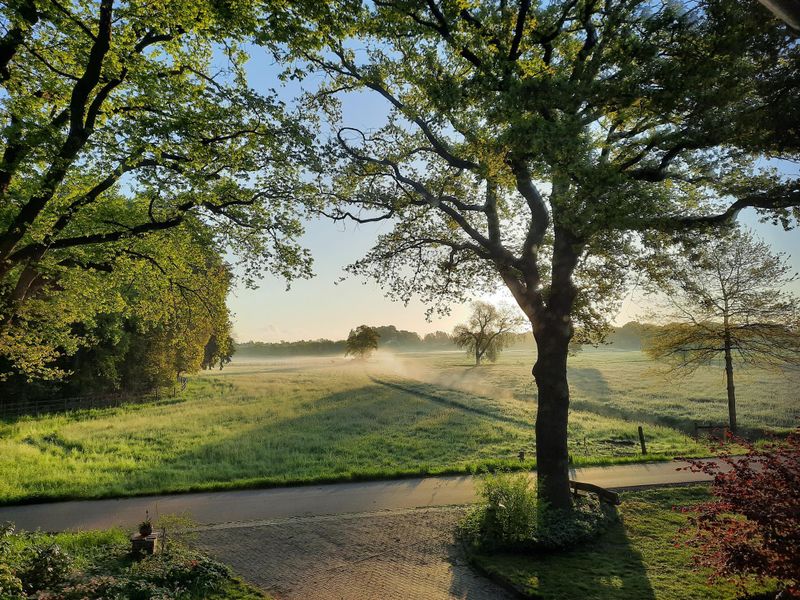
[0,0,345,376]
[307,0,800,508]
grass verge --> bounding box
[0,358,701,505]
[465,485,776,600]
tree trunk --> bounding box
[723,335,737,434]
[529,226,581,511]
[532,318,573,510]
[475,345,481,366]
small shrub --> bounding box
[19,542,73,593]
[458,471,614,553]
[680,428,800,598]
[0,562,24,599]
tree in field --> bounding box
[306,1,800,508]
[0,0,333,377]
[345,325,380,359]
[644,229,800,433]
[453,302,523,365]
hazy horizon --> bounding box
[229,208,800,344]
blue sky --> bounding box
[228,46,800,343]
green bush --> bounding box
[19,542,73,593]
[0,524,246,600]
[0,562,24,599]
[458,471,614,553]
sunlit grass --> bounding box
[395,348,799,434]
[468,486,775,599]
[0,349,794,504]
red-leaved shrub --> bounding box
[680,429,800,598]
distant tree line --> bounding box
[235,321,669,359]
[500,322,652,352]
[237,325,456,357]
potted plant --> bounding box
[138,511,153,537]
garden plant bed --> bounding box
[0,526,267,599]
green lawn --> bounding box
[393,349,799,434]
[468,485,774,600]
[0,349,794,504]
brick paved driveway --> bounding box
[195,506,516,600]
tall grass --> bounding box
[0,349,793,504]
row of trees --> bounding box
[0,0,326,395]
[1,0,798,508]
[0,219,234,401]
[238,325,455,358]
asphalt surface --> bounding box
[0,459,719,532]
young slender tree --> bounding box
[644,229,800,434]
[345,325,380,359]
[306,1,800,508]
[453,302,523,365]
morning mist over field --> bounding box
[2,1,799,598]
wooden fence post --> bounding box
[638,425,647,455]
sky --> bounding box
[227,47,800,344]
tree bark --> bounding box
[532,317,573,510]
[723,333,737,434]
[527,225,581,511]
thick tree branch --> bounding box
[0,0,38,81]
[509,0,532,60]
[328,48,478,171]
[509,158,549,258]
[632,180,800,232]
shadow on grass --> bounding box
[569,367,773,440]
[370,376,533,430]
[466,508,655,600]
[118,383,527,497]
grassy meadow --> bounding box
[0,348,797,504]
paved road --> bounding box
[0,459,716,532]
